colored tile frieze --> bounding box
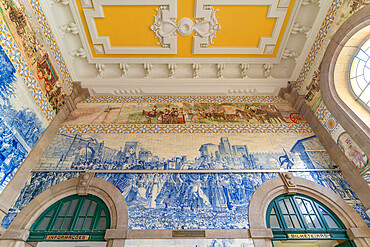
[296,0,343,90]
[305,70,370,181]
[81,96,289,104]
[58,123,312,134]
[0,14,55,121]
[29,0,73,93]
[0,0,66,114]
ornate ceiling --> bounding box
[40,0,331,96]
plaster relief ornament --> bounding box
[217,63,225,78]
[59,22,79,38]
[113,88,141,95]
[194,6,221,48]
[192,63,201,78]
[96,63,105,78]
[150,5,221,48]
[69,48,87,60]
[302,0,321,6]
[291,22,311,37]
[51,0,69,6]
[168,63,176,78]
[144,63,153,78]
[282,48,299,62]
[264,63,273,79]
[240,63,249,78]
[120,63,129,78]
[150,6,177,48]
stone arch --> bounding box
[1,173,128,246]
[248,173,370,247]
[320,4,370,156]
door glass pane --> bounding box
[80,200,91,216]
[291,215,301,228]
[284,215,293,228]
[304,215,314,228]
[88,201,97,216]
[67,199,78,216]
[59,201,70,216]
[96,217,107,230]
[53,218,64,230]
[271,208,276,214]
[46,209,55,217]
[61,217,71,230]
[311,215,322,228]
[284,199,295,214]
[324,215,339,228]
[304,200,314,214]
[75,217,85,230]
[270,215,280,228]
[279,200,288,214]
[295,198,307,214]
[37,217,51,230]
[83,218,92,230]
[101,210,106,217]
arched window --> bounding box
[267,194,347,240]
[28,194,110,242]
[349,39,370,109]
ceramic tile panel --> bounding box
[0,44,48,194]
[297,0,343,90]
[81,96,289,104]
[0,0,67,113]
[29,0,73,93]
[304,70,369,181]
[124,239,254,247]
[3,133,356,229]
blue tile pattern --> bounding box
[0,44,47,193]
[3,135,369,229]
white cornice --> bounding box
[40,0,333,96]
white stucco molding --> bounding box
[82,0,177,54]
[193,0,289,54]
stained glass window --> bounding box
[350,39,370,108]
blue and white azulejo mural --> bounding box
[2,133,370,229]
[0,44,48,193]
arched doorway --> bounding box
[0,173,128,247]
[267,194,355,246]
[28,194,110,243]
[248,173,370,247]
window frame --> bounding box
[266,194,348,240]
[28,194,110,242]
[349,38,370,110]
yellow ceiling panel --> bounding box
[95,6,160,47]
[210,5,275,47]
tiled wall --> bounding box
[2,97,369,230]
[304,70,369,182]
[0,0,70,195]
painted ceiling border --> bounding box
[0,17,56,122]
[296,0,343,90]
[58,123,313,134]
[30,0,74,93]
[81,95,289,104]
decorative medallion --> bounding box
[150,6,221,47]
